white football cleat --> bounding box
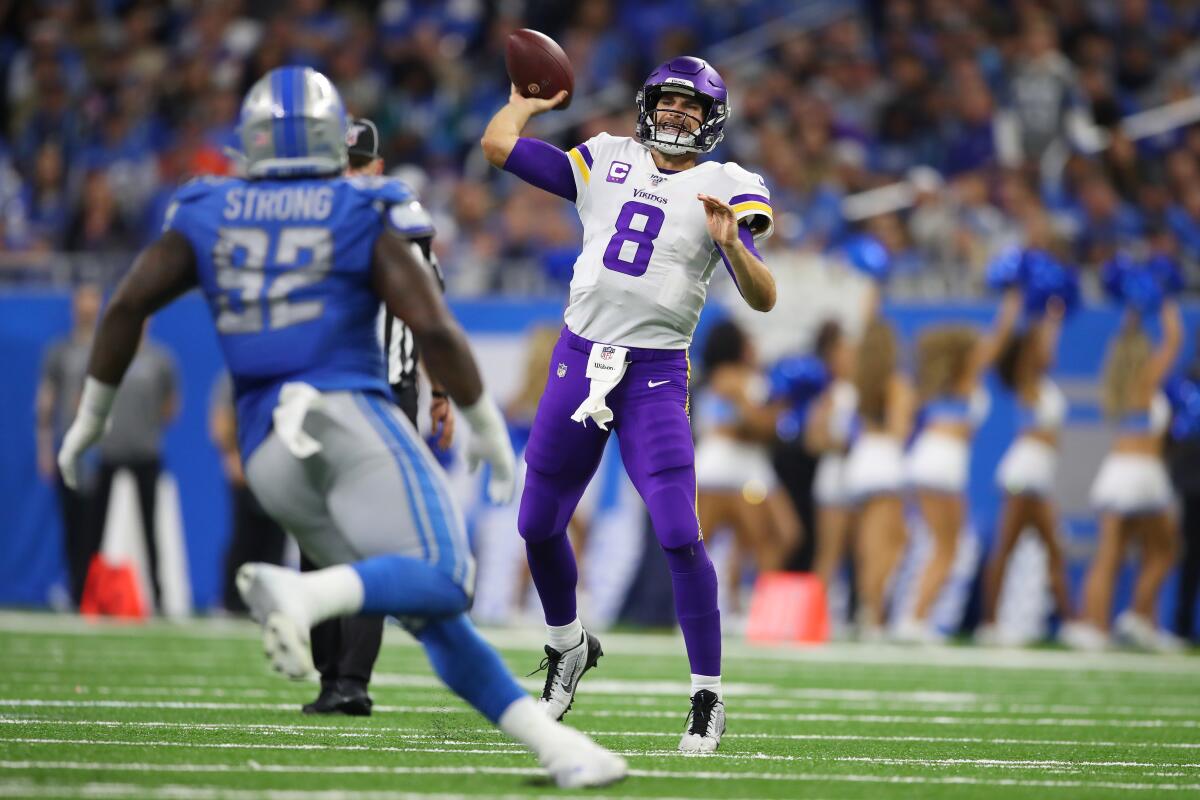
[679,689,725,753]
[974,623,1003,647]
[533,631,603,720]
[1059,621,1109,652]
[1114,611,1185,653]
[890,617,945,645]
[539,723,628,788]
[236,563,315,680]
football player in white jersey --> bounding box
[482,56,776,752]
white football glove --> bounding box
[460,392,517,505]
[57,377,117,490]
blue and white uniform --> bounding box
[996,378,1066,496]
[693,374,778,496]
[812,380,857,507]
[1090,393,1174,515]
[905,388,990,493]
[165,173,472,587]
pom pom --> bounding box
[1021,249,1080,317]
[1166,375,1200,440]
[767,355,830,406]
[1121,267,1164,317]
[985,247,1024,292]
[1147,254,1184,297]
[841,234,891,283]
[1101,253,1136,303]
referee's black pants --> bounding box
[1175,489,1200,641]
[302,381,420,692]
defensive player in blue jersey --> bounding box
[56,66,626,789]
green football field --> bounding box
[0,612,1197,800]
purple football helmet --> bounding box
[635,56,729,155]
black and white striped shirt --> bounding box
[377,200,443,389]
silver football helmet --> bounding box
[239,66,348,178]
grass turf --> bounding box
[0,611,1197,799]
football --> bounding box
[505,28,574,109]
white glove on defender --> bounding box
[57,377,117,490]
[460,392,517,505]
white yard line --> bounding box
[5,717,1198,750]
[8,681,1200,718]
[1,699,1196,729]
[830,755,1200,770]
[0,737,529,757]
[0,781,716,800]
[4,736,1199,772]
[0,760,1196,792]
[1,611,1195,675]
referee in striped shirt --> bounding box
[300,118,454,716]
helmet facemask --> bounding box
[636,83,728,155]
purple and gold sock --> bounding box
[663,542,721,678]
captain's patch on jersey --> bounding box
[607,162,631,184]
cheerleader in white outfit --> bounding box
[842,317,915,636]
[806,321,859,591]
[1065,298,1183,652]
[694,320,802,611]
[980,299,1073,642]
[899,289,1022,642]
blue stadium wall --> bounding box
[2,289,1197,634]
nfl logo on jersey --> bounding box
[557,362,568,378]
[601,346,616,361]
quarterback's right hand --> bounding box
[460,393,517,505]
[508,84,568,116]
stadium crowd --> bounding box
[6,0,1200,296]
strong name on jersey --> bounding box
[562,132,773,350]
[164,174,426,458]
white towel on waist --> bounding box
[570,342,630,431]
[273,382,325,458]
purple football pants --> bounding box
[518,328,721,677]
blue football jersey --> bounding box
[164,174,434,457]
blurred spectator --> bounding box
[35,284,101,606]
[999,17,1084,171]
[23,141,70,250]
[66,170,135,254]
[90,333,180,612]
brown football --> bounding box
[505,28,574,109]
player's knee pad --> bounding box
[644,468,702,551]
[517,468,569,543]
[662,539,712,575]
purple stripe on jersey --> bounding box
[502,138,576,202]
[739,223,761,258]
[729,192,769,206]
[716,225,763,298]
[576,142,594,168]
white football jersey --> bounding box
[563,133,773,350]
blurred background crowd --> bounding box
[9,0,1200,296]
